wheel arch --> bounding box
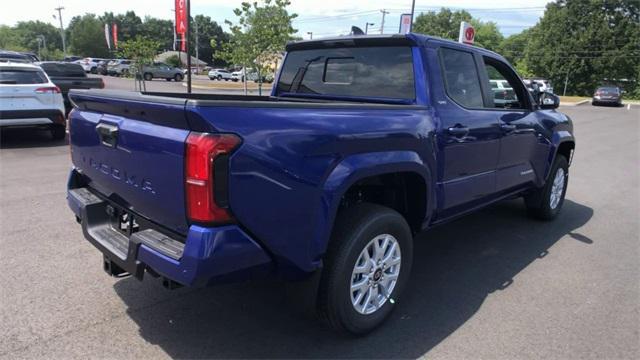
[313,151,434,263]
[545,131,575,181]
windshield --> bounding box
[276,46,415,102]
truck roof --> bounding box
[286,33,505,61]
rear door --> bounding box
[434,47,502,216]
[69,92,191,234]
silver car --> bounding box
[141,63,184,82]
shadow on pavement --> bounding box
[113,199,593,358]
[0,127,68,149]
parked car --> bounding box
[592,86,622,106]
[76,58,107,73]
[140,62,184,81]
[0,62,66,139]
[489,79,517,107]
[525,78,554,94]
[0,50,32,63]
[247,71,274,83]
[230,68,245,82]
[63,56,82,62]
[96,59,112,75]
[39,62,104,113]
[67,34,574,334]
[208,68,232,81]
[107,59,133,76]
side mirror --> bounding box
[539,92,560,109]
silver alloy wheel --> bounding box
[549,167,566,209]
[350,234,401,315]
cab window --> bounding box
[439,48,484,108]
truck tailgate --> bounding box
[69,92,191,234]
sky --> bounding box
[3,0,553,38]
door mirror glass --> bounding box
[539,92,559,109]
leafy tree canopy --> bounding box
[67,14,110,57]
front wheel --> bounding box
[317,203,413,334]
[525,155,569,220]
[174,73,183,82]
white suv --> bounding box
[0,62,66,140]
[76,58,106,73]
[208,69,232,81]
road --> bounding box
[0,104,638,359]
[92,74,265,95]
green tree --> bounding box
[165,54,182,67]
[140,16,174,51]
[412,8,503,51]
[523,0,640,96]
[0,21,63,59]
[192,15,228,66]
[118,36,160,91]
[66,14,110,57]
[413,8,472,40]
[217,0,297,94]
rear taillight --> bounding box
[185,132,241,223]
[35,86,61,94]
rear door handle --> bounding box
[447,126,469,137]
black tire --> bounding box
[525,155,569,220]
[317,203,413,334]
[174,73,183,82]
[217,75,222,81]
[90,67,97,74]
[51,125,66,140]
[143,73,153,81]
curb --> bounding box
[561,99,590,106]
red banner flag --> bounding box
[175,0,187,35]
[180,33,186,52]
[112,23,118,49]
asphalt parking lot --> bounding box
[0,103,638,359]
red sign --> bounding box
[175,0,187,35]
[180,33,186,52]
[458,21,475,45]
[112,23,118,49]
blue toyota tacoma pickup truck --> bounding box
[67,34,574,334]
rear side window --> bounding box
[0,69,48,84]
[276,46,415,100]
[440,48,483,108]
[40,63,86,77]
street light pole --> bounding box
[365,22,374,34]
[307,32,313,39]
[380,9,389,34]
[409,0,416,32]
[54,6,66,57]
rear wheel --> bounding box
[51,125,66,140]
[525,155,569,220]
[317,203,413,334]
[143,73,153,81]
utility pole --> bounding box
[409,0,416,32]
[194,19,199,74]
[365,22,374,34]
[54,6,66,57]
[186,0,191,93]
[307,32,313,39]
[380,9,389,34]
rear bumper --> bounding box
[67,174,273,287]
[0,109,65,127]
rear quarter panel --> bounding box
[188,104,436,274]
